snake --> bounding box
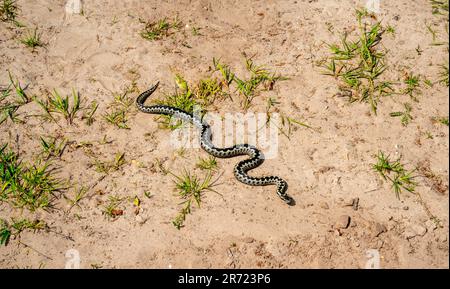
[136,82,294,205]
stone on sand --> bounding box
[334,215,351,229]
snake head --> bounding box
[284,196,295,206]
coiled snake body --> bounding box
[136,82,294,205]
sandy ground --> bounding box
[0,0,448,268]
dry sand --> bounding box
[0,0,448,268]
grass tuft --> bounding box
[93,152,126,174]
[430,0,449,16]
[213,57,235,87]
[0,218,47,246]
[437,64,449,86]
[389,103,413,126]
[372,151,417,199]
[196,156,218,171]
[402,73,421,101]
[35,89,82,125]
[426,23,446,46]
[20,27,43,50]
[64,185,88,210]
[102,195,125,219]
[140,17,181,41]
[234,57,287,109]
[0,0,18,22]
[171,170,217,229]
[39,136,66,160]
[195,78,228,106]
[0,144,63,211]
[82,100,98,126]
[432,116,449,126]
[0,72,30,125]
[321,9,394,114]
[191,26,201,36]
[104,89,135,129]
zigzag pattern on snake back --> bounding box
[136,82,294,205]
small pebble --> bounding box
[404,227,417,239]
[319,202,329,210]
[243,237,255,243]
[404,224,427,239]
[412,224,427,237]
[438,234,447,243]
[335,215,351,229]
[425,220,437,231]
[373,223,387,237]
[95,197,103,206]
[135,215,147,225]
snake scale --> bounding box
[136,82,294,205]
